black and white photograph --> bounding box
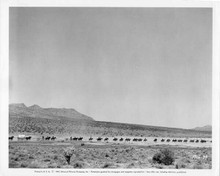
[0,0,220,175]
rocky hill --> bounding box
[9,103,94,121]
[192,125,212,132]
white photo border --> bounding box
[0,0,219,176]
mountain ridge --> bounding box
[192,125,212,132]
[9,103,94,121]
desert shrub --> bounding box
[9,161,19,168]
[63,147,75,165]
[28,161,46,168]
[62,165,74,168]
[73,162,84,168]
[20,162,29,168]
[175,161,186,169]
[29,155,34,159]
[183,158,191,163]
[155,164,164,169]
[48,163,58,168]
[53,155,58,160]
[102,162,114,168]
[148,158,153,164]
[18,153,26,158]
[175,157,190,168]
[197,160,202,165]
[10,154,19,161]
[206,156,212,162]
[152,149,174,165]
[193,164,203,169]
[125,149,130,153]
[44,159,51,162]
[127,162,135,168]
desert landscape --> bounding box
[9,103,212,169]
[8,7,213,172]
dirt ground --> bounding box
[9,140,212,169]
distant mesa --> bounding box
[9,103,94,121]
[192,125,212,132]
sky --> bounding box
[9,8,212,129]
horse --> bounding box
[78,137,83,141]
[45,136,51,140]
[113,138,118,141]
[125,138,131,142]
[97,137,102,141]
[9,136,14,140]
[25,136,31,140]
[51,136,56,140]
[133,138,138,142]
[200,139,206,143]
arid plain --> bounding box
[9,104,212,169]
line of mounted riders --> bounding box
[70,137,209,143]
[42,136,56,140]
[8,135,31,141]
[9,135,210,143]
[88,137,147,142]
[8,135,56,141]
[153,138,208,143]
